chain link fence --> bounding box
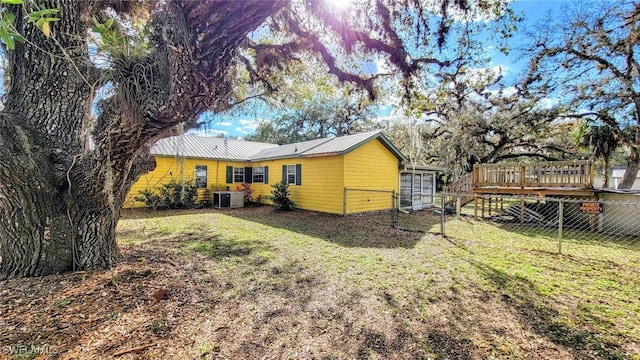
[342,189,640,255]
[342,188,640,260]
[393,192,640,255]
[343,188,395,215]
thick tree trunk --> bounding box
[618,147,640,189]
[0,0,120,279]
[0,0,286,279]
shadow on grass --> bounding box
[137,228,273,261]
[224,207,426,249]
[120,207,216,219]
[444,237,628,360]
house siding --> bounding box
[126,156,346,214]
[125,136,401,215]
[125,156,248,208]
[596,192,640,236]
[250,156,345,214]
[343,139,400,213]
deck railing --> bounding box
[443,172,474,205]
[473,160,593,188]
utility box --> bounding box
[212,191,244,209]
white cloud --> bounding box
[375,56,392,75]
[536,97,559,110]
[238,119,260,132]
[187,129,228,137]
[464,65,508,80]
[444,0,516,23]
[235,127,249,134]
[218,121,233,127]
[483,85,518,98]
[501,85,517,97]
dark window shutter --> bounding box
[245,167,252,183]
[226,166,233,183]
[282,165,287,183]
[264,166,269,184]
[295,164,302,185]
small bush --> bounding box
[134,179,198,210]
[236,182,254,204]
[269,180,295,211]
[134,189,161,210]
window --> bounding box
[282,164,301,185]
[423,173,434,205]
[287,165,296,184]
[253,166,264,183]
[400,173,412,207]
[233,167,244,183]
[195,165,207,188]
[399,171,435,208]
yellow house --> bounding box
[126,131,439,214]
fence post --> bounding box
[558,199,564,254]
[343,187,347,217]
[392,190,398,228]
[520,196,525,224]
[474,195,478,220]
[440,193,445,238]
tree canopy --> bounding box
[0,0,516,278]
[523,0,640,188]
[395,65,576,177]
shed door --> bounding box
[412,174,423,211]
[422,173,434,205]
[400,173,412,207]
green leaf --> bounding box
[26,7,61,38]
[1,0,23,4]
[0,27,15,49]
[3,12,15,25]
[28,8,60,18]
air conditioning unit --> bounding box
[212,191,244,209]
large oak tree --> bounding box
[0,0,513,278]
[523,0,640,188]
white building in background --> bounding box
[594,167,640,189]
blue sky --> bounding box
[197,0,578,139]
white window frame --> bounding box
[195,165,207,188]
[399,171,435,209]
[287,165,296,184]
[233,167,245,183]
[253,166,265,183]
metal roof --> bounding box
[248,138,329,161]
[401,164,446,172]
[151,135,278,161]
[151,131,407,162]
[251,130,407,161]
[611,168,640,178]
[303,131,388,156]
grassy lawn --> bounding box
[1,206,639,359]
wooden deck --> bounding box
[472,160,595,197]
[442,160,597,220]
